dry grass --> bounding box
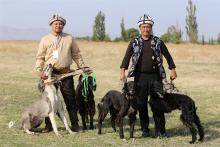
[0,40,220,146]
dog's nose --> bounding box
[130,90,135,95]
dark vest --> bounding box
[127,35,166,81]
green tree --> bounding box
[185,0,198,43]
[160,33,170,43]
[104,34,111,41]
[160,25,182,44]
[217,33,220,44]
[117,18,139,41]
[120,18,127,41]
[201,35,205,45]
[126,28,139,41]
[208,38,214,45]
[92,11,106,41]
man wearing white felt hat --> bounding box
[35,14,91,133]
[120,14,177,137]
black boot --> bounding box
[67,108,82,132]
[71,122,81,132]
[42,117,53,133]
[140,120,150,137]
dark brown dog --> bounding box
[97,81,137,139]
[76,74,96,130]
[149,81,204,144]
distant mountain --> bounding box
[0,26,49,40]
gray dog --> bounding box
[20,64,73,135]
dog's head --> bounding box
[151,81,164,98]
[78,73,97,93]
[123,81,137,111]
[123,81,135,99]
[43,64,53,80]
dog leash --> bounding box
[170,78,173,93]
[53,68,84,81]
[82,73,89,99]
[82,72,96,101]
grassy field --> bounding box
[0,40,220,147]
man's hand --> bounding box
[82,67,92,74]
[38,71,48,80]
[120,68,126,82]
[170,68,177,80]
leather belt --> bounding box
[53,67,70,74]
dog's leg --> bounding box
[180,114,197,144]
[49,111,60,136]
[80,102,87,130]
[117,110,125,139]
[57,109,74,134]
[181,103,199,144]
[159,112,168,137]
[86,114,89,123]
[194,111,204,141]
[89,100,95,130]
[97,103,108,134]
[89,111,94,130]
[189,126,197,144]
[25,129,35,135]
[152,111,162,138]
[128,110,137,138]
[110,108,117,132]
[118,116,124,139]
[81,114,87,130]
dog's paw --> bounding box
[120,135,125,139]
[55,133,62,137]
[189,140,195,144]
[199,137,204,142]
[68,130,76,135]
[122,138,127,142]
[26,130,35,135]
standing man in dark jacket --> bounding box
[120,14,177,137]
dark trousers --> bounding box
[134,72,163,132]
[45,76,79,128]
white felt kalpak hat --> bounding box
[49,14,66,26]
[137,14,154,26]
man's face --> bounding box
[51,20,64,34]
[139,23,152,37]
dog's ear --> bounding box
[48,64,52,68]
[38,80,45,93]
[122,82,128,93]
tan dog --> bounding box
[21,64,73,135]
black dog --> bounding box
[76,74,96,130]
[97,81,137,139]
[149,82,204,144]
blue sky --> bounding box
[0,0,219,40]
